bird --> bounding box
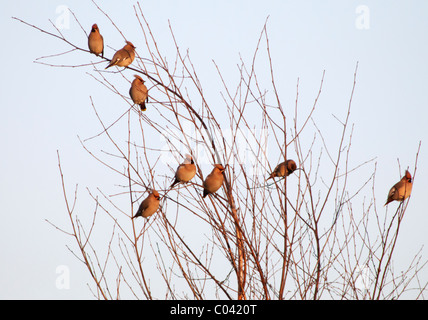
[267,159,297,180]
[105,41,136,69]
[132,190,160,219]
[129,75,149,111]
[384,170,413,206]
[170,154,197,188]
[88,24,104,57]
[203,164,225,198]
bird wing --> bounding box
[385,186,397,205]
[388,186,397,198]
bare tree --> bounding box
[15,1,427,300]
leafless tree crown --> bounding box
[15,2,426,300]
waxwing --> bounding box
[203,164,225,198]
[170,154,197,188]
[267,159,297,180]
[132,190,160,218]
[129,75,149,111]
[385,170,413,206]
[88,24,104,57]
[105,41,136,69]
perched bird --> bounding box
[170,154,197,188]
[105,41,136,69]
[88,24,104,57]
[385,170,413,206]
[132,190,160,219]
[129,75,149,111]
[267,159,297,180]
[203,164,225,198]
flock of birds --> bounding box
[87,24,413,219]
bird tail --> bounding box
[170,179,178,188]
[140,102,147,111]
[132,210,141,219]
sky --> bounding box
[1,0,428,299]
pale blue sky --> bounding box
[1,1,427,299]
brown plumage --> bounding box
[385,170,413,206]
[132,190,160,219]
[105,41,136,69]
[203,164,225,198]
[170,154,196,188]
[267,159,297,180]
[129,75,149,111]
[88,24,104,57]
